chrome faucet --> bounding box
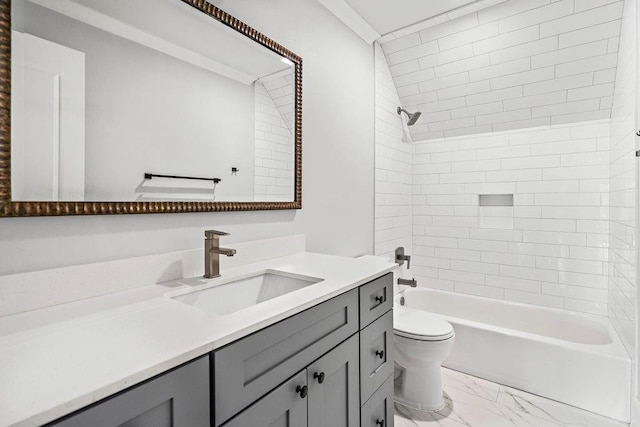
[204,230,236,279]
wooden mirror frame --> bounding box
[0,0,302,216]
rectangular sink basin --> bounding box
[171,270,323,316]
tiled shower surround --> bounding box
[374,43,413,263]
[379,0,624,142]
[375,30,615,317]
[374,1,638,357]
[608,0,637,357]
[253,80,294,202]
[411,120,610,316]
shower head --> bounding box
[397,107,422,126]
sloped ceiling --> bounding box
[379,0,624,141]
[344,0,479,36]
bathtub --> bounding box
[397,287,631,422]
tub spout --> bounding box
[398,278,417,287]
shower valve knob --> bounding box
[395,247,411,269]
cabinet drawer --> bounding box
[360,310,394,404]
[361,375,394,427]
[359,273,392,329]
[49,357,209,427]
[213,288,359,426]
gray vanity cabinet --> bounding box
[47,272,395,427]
[216,273,395,427]
[47,356,209,427]
[359,273,394,427]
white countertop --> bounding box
[0,252,396,427]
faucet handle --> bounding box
[395,247,411,269]
[205,229,229,239]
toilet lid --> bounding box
[394,307,454,341]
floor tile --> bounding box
[393,368,628,427]
[496,386,627,427]
[442,368,500,402]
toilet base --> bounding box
[395,363,445,411]
[394,395,446,412]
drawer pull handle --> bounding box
[313,372,326,384]
[375,350,385,359]
[376,420,385,426]
[296,385,308,398]
[375,295,384,304]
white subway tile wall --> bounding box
[608,0,636,358]
[380,0,624,141]
[412,119,610,315]
[374,43,413,264]
[262,73,295,134]
[253,80,295,201]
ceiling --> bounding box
[344,0,478,36]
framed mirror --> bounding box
[0,0,302,216]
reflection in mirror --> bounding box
[10,0,296,203]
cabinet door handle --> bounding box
[374,295,384,304]
[375,350,385,359]
[376,419,385,426]
[313,371,326,384]
[296,385,308,398]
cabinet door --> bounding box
[49,357,209,427]
[223,370,308,427]
[361,375,394,427]
[308,334,360,427]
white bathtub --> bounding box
[397,287,631,422]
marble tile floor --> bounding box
[394,368,628,427]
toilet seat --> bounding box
[394,307,454,341]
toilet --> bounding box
[393,305,455,411]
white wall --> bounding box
[0,0,375,276]
[380,0,624,141]
[608,0,637,360]
[374,43,413,263]
[411,119,610,315]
